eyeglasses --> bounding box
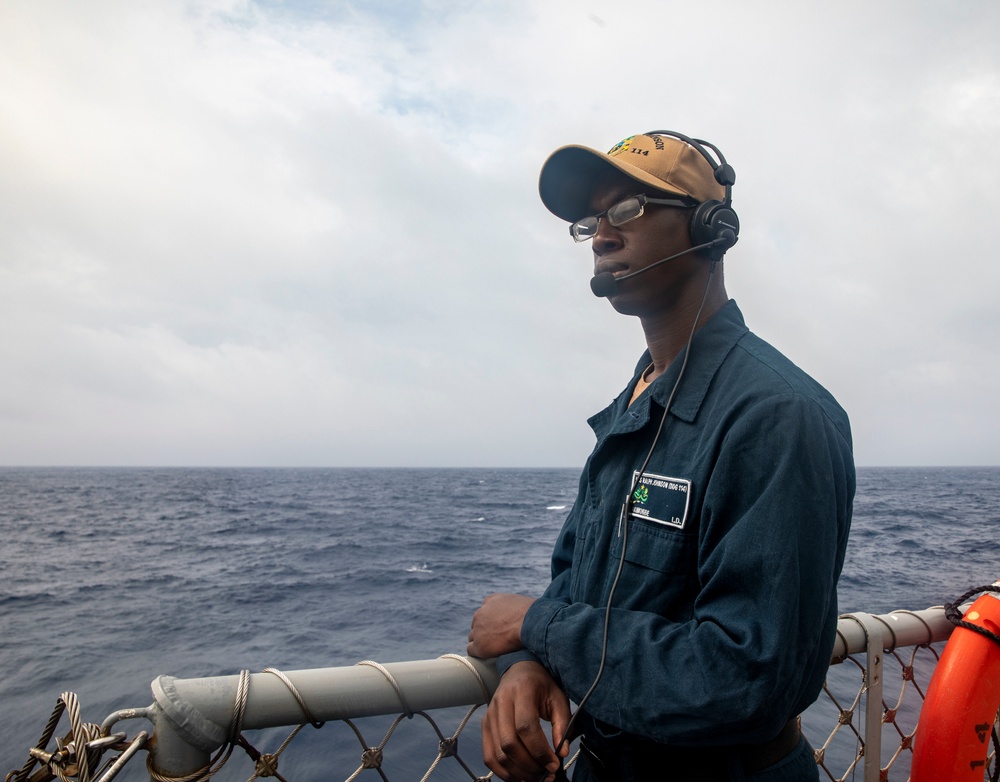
[569,194,696,242]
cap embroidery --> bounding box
[607,136,634,157]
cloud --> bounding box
[1,0,999,466]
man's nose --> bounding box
[592,219,623,256]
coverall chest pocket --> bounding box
[616,519,698,612]
[621,519,697,573]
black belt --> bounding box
[578,718,802,782]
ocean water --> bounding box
[1,466,998,780]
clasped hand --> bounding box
[468,594,572,782]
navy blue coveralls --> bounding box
[499,300,855,781]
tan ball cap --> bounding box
[538,133,726,223]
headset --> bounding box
[644,130,740,262]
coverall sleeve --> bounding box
[495,501,579,677]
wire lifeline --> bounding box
[5,697,142,782]
[6,696,66,782]
[5,693,105,782]
[261,667,325,728]
[439,654,491,704]
[236,667,330,782]
[357,660,414,719]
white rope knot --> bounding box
[261,668,323,728]
[361,748,383,769]
[254,753,280,777]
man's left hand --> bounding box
[467,593,536,658]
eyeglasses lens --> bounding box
[607,198,643,227]
[571,220,597,241]
[570,197,646,242]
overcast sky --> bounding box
[2,0,998,468]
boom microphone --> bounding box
[589,233,736,298]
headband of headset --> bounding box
[643,130,739,261]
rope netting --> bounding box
[6,606,1000,782]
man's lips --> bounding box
[594,260,629,278]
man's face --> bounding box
[585,171,701,317]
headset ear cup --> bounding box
[690,201,740,261]
[689,201,720,247]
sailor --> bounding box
[467,131,855,782]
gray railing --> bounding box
[6,605,998,782]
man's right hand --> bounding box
[481,661,572,782]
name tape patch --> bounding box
[629,471,691,530]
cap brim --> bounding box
[538,144,692,223]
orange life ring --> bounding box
[911,585,1000,781]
